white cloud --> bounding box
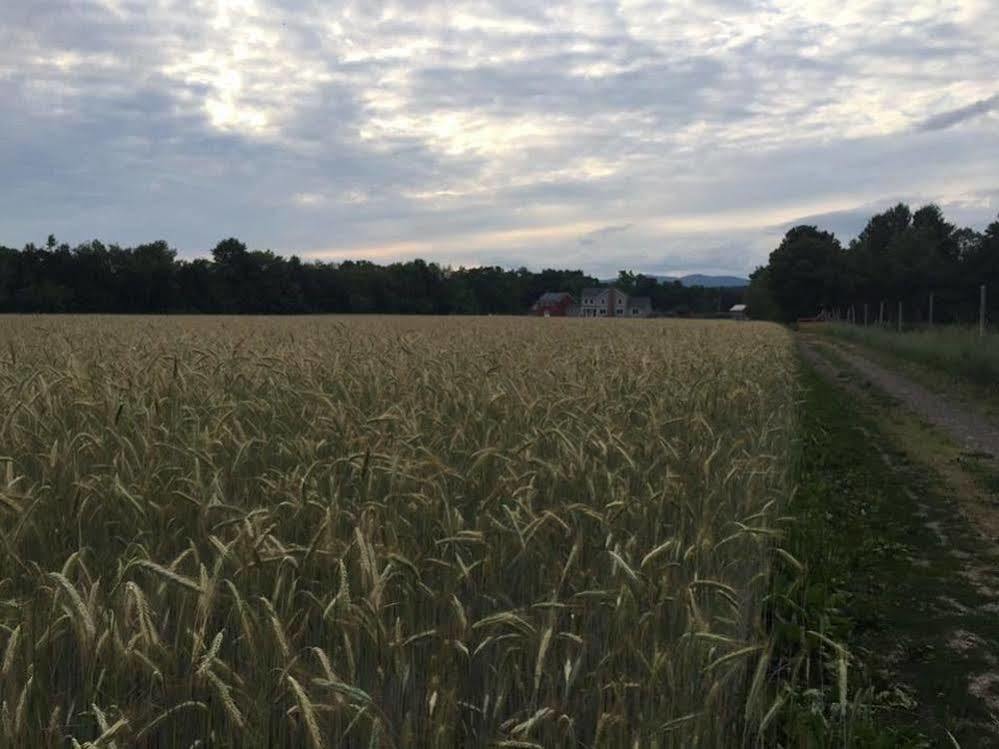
[292,192,325,207]
[0,0,997,276]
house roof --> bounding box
[581,287,615,298]
[729,304,747,312]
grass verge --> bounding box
[775,356,999,747]
[822,324,999,401]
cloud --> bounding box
[769,188,999,247]
[919,94,999,131]
[1,0,998,276]
[579,224,632,246]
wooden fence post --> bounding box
[879,300,885,326]
[898,301,902,333]
[929,292,934,327]
[863,303,869,326]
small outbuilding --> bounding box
[531,292,575,316]
[729,304,748,320]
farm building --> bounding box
[579,287,652,317]
[531,292,576,316]
[729,304,747,320]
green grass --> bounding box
[765,362,918,747]
[787,356,999,748]
[823,323,999,389]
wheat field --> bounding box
[0,316,799,747]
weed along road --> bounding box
[799,331,999,748]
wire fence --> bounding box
[823,284,992,337]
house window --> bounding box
[599,309,606,315]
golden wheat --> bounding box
[0,315,798,747]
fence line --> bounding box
[826,284,990,337]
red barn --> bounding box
[531,292,575,316]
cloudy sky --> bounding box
[2,0,998,277]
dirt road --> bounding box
[802,336,999,459]
[799,333,999,747]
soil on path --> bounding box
[802,334,999,541]
[804,335,999,459]
[798,334,999,747]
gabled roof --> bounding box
[581,287,614,298]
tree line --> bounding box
[749,204,999,324]
[0,236,744,315]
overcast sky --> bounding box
[2,0,997,277]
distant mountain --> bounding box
[673,274,749,288]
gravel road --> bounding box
[800,337,999,458]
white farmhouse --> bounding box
[578,287,652,318]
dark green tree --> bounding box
[766,226,845,321]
